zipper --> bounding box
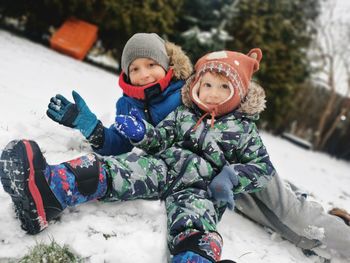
[144,102,154,124]
[198,121,209,152]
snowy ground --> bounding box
[0,30,349,263]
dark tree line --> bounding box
[0,0,184,59]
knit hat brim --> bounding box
[121,33,169,76]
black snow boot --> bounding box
[0,140,63,234]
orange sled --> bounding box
[50,18,98,60]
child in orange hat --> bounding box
[115,48,275,262]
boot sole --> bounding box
[0,140,48,234]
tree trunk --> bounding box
[319,106,347,149]
[314,59,337,149]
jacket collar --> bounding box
[118,68,174,100]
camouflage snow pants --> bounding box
[100,148,225,260]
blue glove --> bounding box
[172,251,211,263]
[47,90,98,138]
[114,108,145,142]
[208,166,239,210]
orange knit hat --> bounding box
[190,49,262,118]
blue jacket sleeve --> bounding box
[92,98,136,156]
[91,80,184,156]
[94,126,133,156]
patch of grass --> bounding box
[18,240,82,263]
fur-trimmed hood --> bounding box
[181,75,266,116]
[165,41,193,80]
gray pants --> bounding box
[235,173,350,258]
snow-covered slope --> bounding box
[0,30,349,263]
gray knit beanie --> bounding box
[121,33,169,76]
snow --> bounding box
[0,30,349,262]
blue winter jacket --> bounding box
[93,80,184,156]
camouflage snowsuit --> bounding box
[101,102,275,253]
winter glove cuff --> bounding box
[71,91,98,138]
[87,121,105,150]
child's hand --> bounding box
[208,165,239,210]
[47,91,98,138]
[114,109,145,142]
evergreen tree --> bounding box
[226,0,320,131]
[0,0,184,59]
[173,0,234,61]
[93,0,184,58]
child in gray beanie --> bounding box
[121,33,169,76]
[47,32,193,153]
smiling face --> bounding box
[198,72,232,107]
[128,58,166,86]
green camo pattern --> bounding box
[100,104,275,251]
[136,105,276,194]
